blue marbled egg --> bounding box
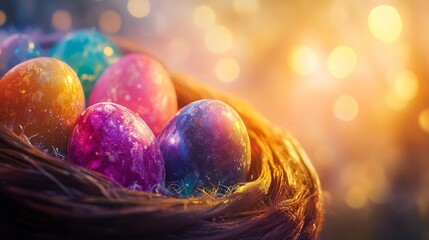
[157,99,251,197]
[0,34,43,76]
[50,29,121,100]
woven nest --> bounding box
[0,36,324,239]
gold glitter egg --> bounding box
[0,57,85,154]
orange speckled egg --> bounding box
[0,57,85,154]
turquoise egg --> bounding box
[50,30,121,100]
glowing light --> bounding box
[418,109,429,134]
[394,70,418,100]
[327,45,357,79]
[215,57,241,83]
[0,10,7,26]
[167,37,190,63]
[368,5,402,43]
[193,5,216,29]
[385,89,407,110]
[288,47,318,75]
[127,0,150,18]
[345,186,368,209]
[51,10,72,31]
[233,0,259,14]
[103,46,114,56]
[205,25,233,53]
[333,95,359,121]
[99,10,122,34]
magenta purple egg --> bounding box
[88,53,177,136]
[67,102,165,191]
[157,99,251,197]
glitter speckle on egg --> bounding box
[67,102,165,191]
[0,34,43,76]
[0,57,85,154]
[50,29,121,100]
[157,99,251,197]
[88,53,178,136]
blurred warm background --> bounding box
[1,0,429,239]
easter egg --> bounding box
[157,99,250,197]
[67,102,165,191]
[88,53,177,136]
[0,34,43,76]
[50,29,121,100]
[0,57,85,153]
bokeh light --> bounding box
[0,10,6,26]
[99,10,122,34]
[394,70,418,101]
[418,109,429,134]
[333,95,359,121]
[345,186,368,209]
[327,45,357,79]
[385,89,408,110]
[368,5,403,43]
[127,0,150,18]
[103,46,113,56]
[215,57,241,83]
[204,25,233,53]
[233,0,259,15]
[51,10,72,31]
[288,46,318,76]
[193,5,216,29]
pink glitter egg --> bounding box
[88,54,178,136]
[67,102,165,191]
